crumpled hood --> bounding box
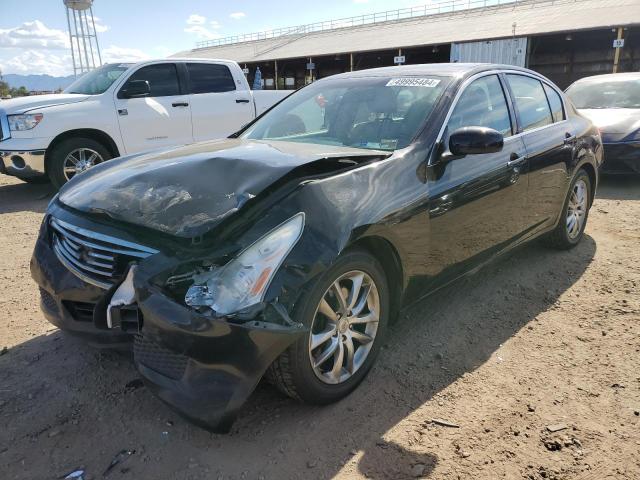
[58,138,388,238]
[579,108,640,142]
[0,93,90,114]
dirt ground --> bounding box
[0,173,638,480]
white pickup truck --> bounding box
[0,59,291,188]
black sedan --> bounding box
[31,64,602,432]
[566,72,640,174]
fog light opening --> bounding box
[10,155,26,169]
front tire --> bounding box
[267,248,389,404]
[49,137,112,190]
[544,168,591,250]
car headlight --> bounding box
[185,213,305,316]
[8,113,43,131]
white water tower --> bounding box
[64,0,102,76]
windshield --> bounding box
[64,63,132,95]
[566,77,640,109]
[242,76,450,151]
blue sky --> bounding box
[0,0,429,76]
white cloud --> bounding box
[210,20,221,29]
[102,45,150,63]
[0,50,72,76]
[186,14,206,25]
[229,12,246,20]
[0,20,69,50]
[91,16,110,34]
[184,25,221,40]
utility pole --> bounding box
[613,27,625,73]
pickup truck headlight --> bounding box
[185,213,305,316]
[8,113,43,131]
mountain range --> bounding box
[2,74,76,92]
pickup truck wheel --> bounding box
[266,249,389,404]
[49,137,112,189]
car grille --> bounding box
[134,335,189,380]
[50,217,158,289]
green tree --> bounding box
[0,68,9,97]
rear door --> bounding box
[186,62,254,142]
[427,73,529,279]
[505,74,574,231]
[114,62,193,154]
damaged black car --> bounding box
[31,64,602,432]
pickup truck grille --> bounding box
[50,218,158,289]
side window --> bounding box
[507,74,553,131]
[187,63,236,94]
[543,83,565,123]
[447,75,512,137]
[121,63,180,97]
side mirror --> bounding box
[120,80,150,99]
[449,126,504,156]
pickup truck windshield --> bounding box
[566,78,640,109]
[64,63,132,95]
[242,76,449,151]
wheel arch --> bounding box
[45,129,120,174]
[346,235,405,323]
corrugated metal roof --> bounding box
[174,0,640,63]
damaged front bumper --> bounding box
[31,218,307,432]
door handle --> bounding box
[507,153,527,168]
[235,98,250,103]
[172,102,189,107]
[564,132,576,145]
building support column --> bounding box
[350,53,354,71]
[613,27,624,73]
[274,60,278,90]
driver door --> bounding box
[114,62,193,154]
[426,74,529,280]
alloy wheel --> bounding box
[566,179,587,239]
[308,270,380,385]
[63,148,104,181]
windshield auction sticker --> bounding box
[386,78,441,87]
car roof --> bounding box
[325,63,541,81]
[571,72,640,85]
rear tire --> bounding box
[49,137,112,190]
[544,169,591,250]
[267,248,389,404]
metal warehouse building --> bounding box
[174,0,640,89]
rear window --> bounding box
[187,63,236,94]
[507,74,553,132]
[543,84,565,123]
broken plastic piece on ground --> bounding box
[61,469,84,479]
[103,449,135,477]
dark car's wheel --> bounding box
[544,169,592,250]
[267,248,389,404]
[49,137,112,190]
